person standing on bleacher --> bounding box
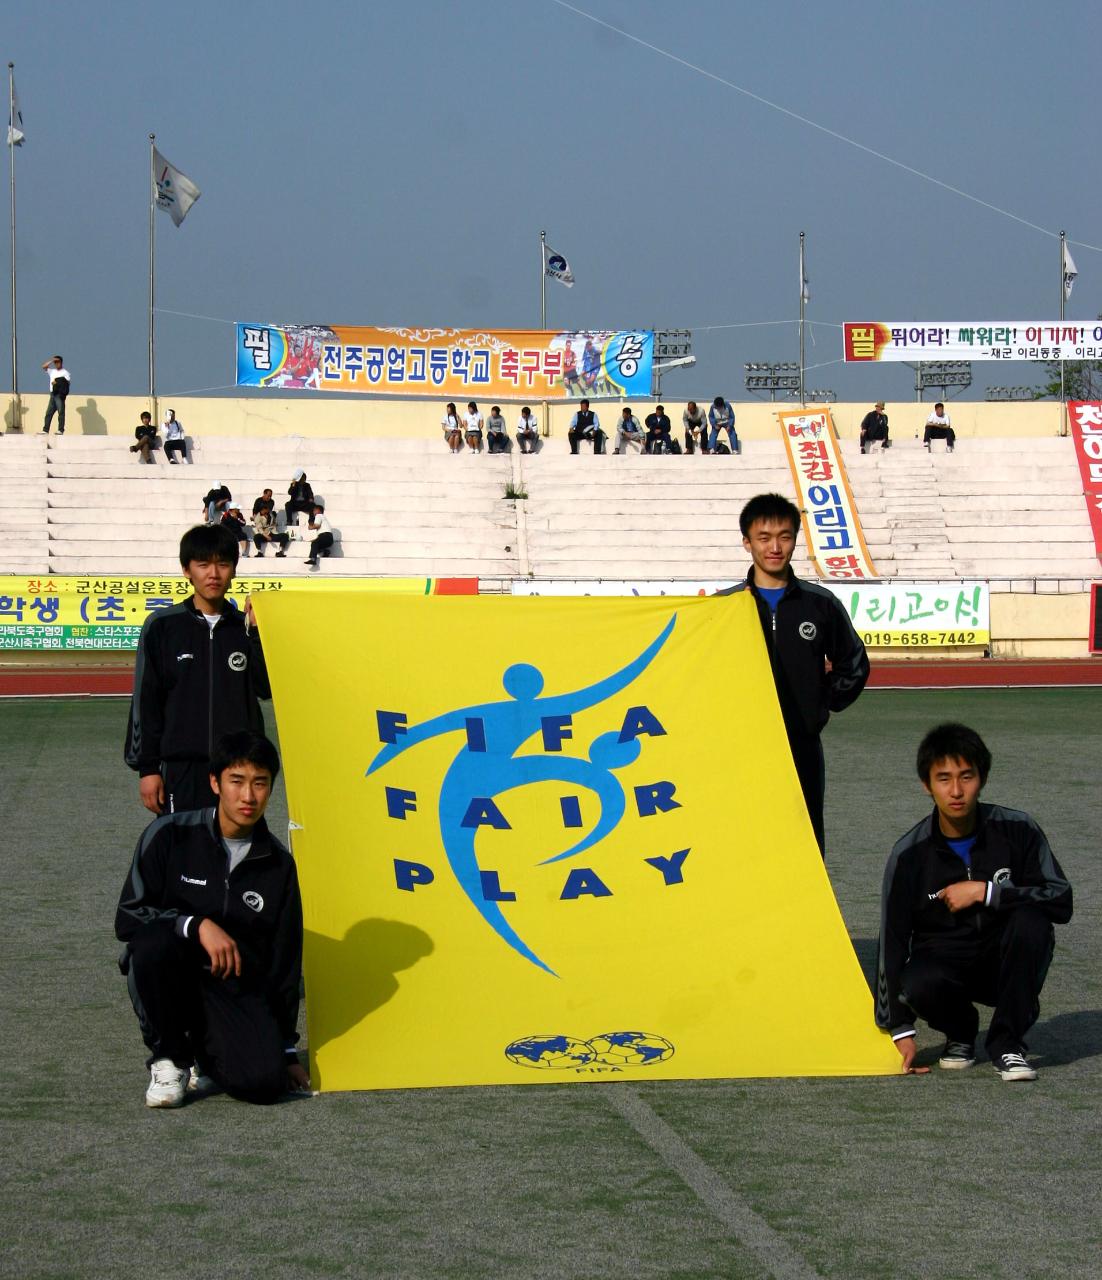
[41,355,71,435]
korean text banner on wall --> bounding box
[253,592,898,1091]
[235,324,654,400]
[844,321,1102,362]
[1068,402,1102,565]
[0,575,476,651]
[777,408,878,581]
[510,580,991,647]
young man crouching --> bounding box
[116,732,308,1107]
[876,723,1072,1081]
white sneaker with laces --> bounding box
[145,1058,189,1108]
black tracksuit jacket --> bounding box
[115,807,302,1047]
[124,598,270,778]
[718,570,870,742]
[876,802,1073,1038]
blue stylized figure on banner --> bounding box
[366,614,677,973]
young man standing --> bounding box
[116,732,308,1107]
[41,354,71,434]
[876,723,1072,1081]
[718,493,868,853]
[125,524,270,815]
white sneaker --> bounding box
[145,1058,189,1108]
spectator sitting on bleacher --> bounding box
[306,503,334,569]
[860,401,891,453]
[221,506,251,558]
[130,412,159,464]
[253,508,289,558]
[614,407,644,454]
[252,489,275,518]
[286,471,314,527]
[516,406,539,454]
[923,402,956,453]
[202,483,232,524]
[464,401,484,453]
[442,402,463,454]
[486,406,509,454]
[683,401,708,455]
[708,396,740,455]
[568,399,606,455]
[162,408,187,463]
[644,406,675,455]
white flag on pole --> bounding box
[7,77,24,146]
[544,242,575,288]
[1062,241,1078,301]
[153,147,201,226]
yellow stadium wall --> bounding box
[4,393,1070,442]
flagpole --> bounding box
[1058,229,1066,437]
[540,229,547,329]
[149,134,156,412]
[7,63,18,430]
[798,231,806,406]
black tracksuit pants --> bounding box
[899,907,1054,1057]
[125,922,287,1104]
[787,730,826,857]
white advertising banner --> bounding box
[777,407,878,581]
[511,580,990,647]
[843,321,1102,363]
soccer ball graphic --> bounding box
[504,1035,596,1070]
[588,1031,675,1066]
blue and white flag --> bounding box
[544,242,574,289]
[1062,242,1078,301]
[153,147,201,227]
[7,77,24,146]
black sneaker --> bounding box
[992,1051,1037,1082]
[938,1040,976,1070]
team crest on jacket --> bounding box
[798,621,817,640]
[228,651,248,672]
[243,890,264,912]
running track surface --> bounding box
[1,659,1100,697]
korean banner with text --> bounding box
[1068,402,1102,565]
[236,324,654,400]
[0,575,476,652]
[253,592,898,1091]
[510,580,990,647]
[844,322,1102,362]
[777,408,878,581]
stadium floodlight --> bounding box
[743,361,802,401]
[985,386,1034,401]
[910,360,972,401]
[651,330,694,397]
[804,389,837,403]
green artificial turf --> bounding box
[1,690,1098,1279]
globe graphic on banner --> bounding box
[504,1036,596,1069]
[505,1031,675,1070]
[588,1031,675,1066]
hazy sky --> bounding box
[4,0,1100,405]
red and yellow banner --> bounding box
[236,324,654,400]
[777,408,878,581]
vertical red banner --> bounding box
[1068,402,1102,567]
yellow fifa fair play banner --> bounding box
[253,592,898,1091]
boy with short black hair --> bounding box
[876,723,1072,1080]
[116,731,307,1107]
[717,492,868,853]
[124,524,270,814]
